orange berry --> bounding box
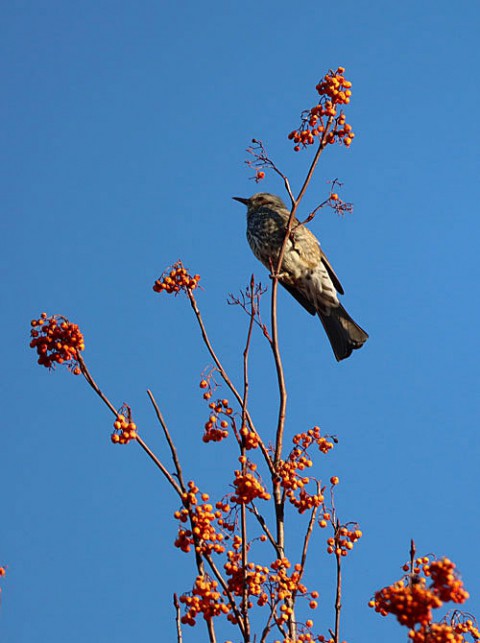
[330,476,339,485]
[199,380,208,389]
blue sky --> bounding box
[2,1,479,641]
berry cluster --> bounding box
[372,577,442,628]
[326,525,362,557]
[174,483,228,556]
[179,574,229,626]
[267,558,315,627]
[231,457,271,504]
[153,261,200,295]
[30,313,84,372]
[371,556,472,633]
[426,559,470,604]
[276,428,334,513]
[199,373,217,401]
[293,427,335,455]
[224,535,269,604]
[409,622,465,643]
[450,616,480,641]
[288,67,355,151]
[111,406,137,444]
[203,398,233,443]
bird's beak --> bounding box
[232,196,250,205]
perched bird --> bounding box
[233,192,368,361]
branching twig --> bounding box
[187,289,274,475]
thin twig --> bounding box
[247,503,281,558]
[136,436,182,494]
[334,523,343,643]
[173,593,183,643]
[187,289,274,475]
[147,389,186,491]
[77,354,118,416]
[239,276,257,642]
[292,488,321,609]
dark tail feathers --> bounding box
[318,304,368,361]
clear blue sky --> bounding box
[2,1,479,641]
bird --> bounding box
[233,192,368,361]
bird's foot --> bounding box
[269,271,289,280]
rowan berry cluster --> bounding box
[199,372,219,401]
[231,457,271,504]
[202,398,233,443]
[450,615,480,641]
[426,559,470,604]
[179,574,230,626]
[409,622,470,643]
[174,484,228,556]
[111,405,137,444]
[239,425,260,450]
[276,428,333,513]
[326,525,362,557]
[153,261,200,294]
[371,556,472,634]
[30,313,84,372]
[224,536,269,603]
[288,67,355,151]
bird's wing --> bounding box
[320,250,344,295]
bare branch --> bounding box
[173,593,183,643]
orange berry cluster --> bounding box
[426,558,470,604]
[288,67,355,151]
[372,577,442,628]
[111,406,137,444]
[408,622,465,643]
[292,427,335,455]
[276,428,334,513]
[174,484,228,556]
[371,556,472,632]
[239,425,260,450]
[268,559,315,627]
[224,536,269,604]
[203,398,233,443]
[450,616,480,641]
[326,525,362,557]
[153,261,200,295]
[231,457,271,505]
[30,313,84,372]
[179,574,229,626]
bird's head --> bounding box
[232,193,288,211]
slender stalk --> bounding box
[187,290,274,475]
[77,354,118,416]
[136,436,182,495]
[147,389,186,490]
[238,276,257,643]
[334,539,343,642]
[173,594,183,643]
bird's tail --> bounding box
[318,304,368,362]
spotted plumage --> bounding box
[233,192,368,361]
